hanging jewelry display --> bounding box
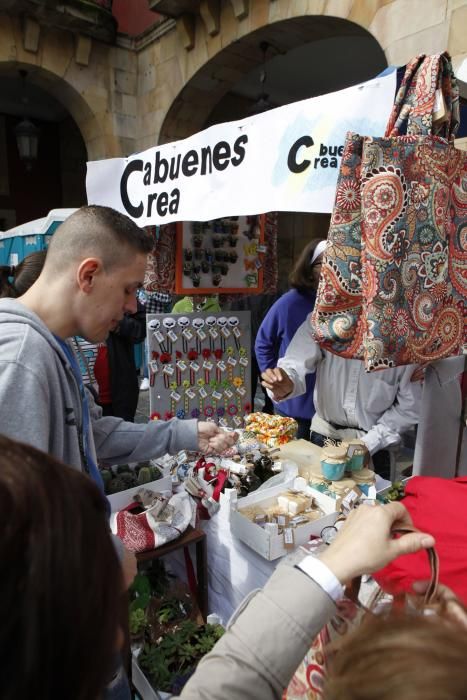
[148,311,251,427]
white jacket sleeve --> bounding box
[276,317,322,400]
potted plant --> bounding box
[138,621,224,695]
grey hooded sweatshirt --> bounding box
[0,299,198,470]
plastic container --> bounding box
[320,446,348,481]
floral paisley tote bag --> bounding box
[311,53,466,371]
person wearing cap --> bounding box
[255,238,326,439]
[261,255,422,478]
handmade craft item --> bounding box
[311,52,466,371]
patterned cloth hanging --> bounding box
[311,53,467,371]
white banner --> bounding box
[86,71,396,225]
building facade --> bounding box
[0,0,466,276]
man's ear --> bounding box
[77,258,103,293]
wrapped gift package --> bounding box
[244,412,298,447]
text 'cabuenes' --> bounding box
[120,134,248,220]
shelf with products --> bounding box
[175,214,266,294]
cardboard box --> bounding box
[229,482,338,561]
[107,476,172,513]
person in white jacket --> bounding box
[261,315,422,478]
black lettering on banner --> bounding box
[169,154,181,180]
[153,150,168,184]
[231,134,248,166]
[147,192,158,217]
[182,150,199,177]
[287,135,314,174]
[120,159,144,218]
[143,162,151,186]
[200,146,212,175]
[213,141,231,171]
[157,191,169,216]
[169,188,180,214]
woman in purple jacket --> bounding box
[255,238,326,440]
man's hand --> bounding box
[319,502,435,584]
[121,546,137,590]
[261,367,294,401]
[197,421,238,454]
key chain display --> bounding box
[148,311,251,428]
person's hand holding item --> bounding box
[261,367,294,401]
[318,502,435,584]
[197,422,238,453]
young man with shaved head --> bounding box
[0,205,235,699]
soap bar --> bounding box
[277,492,313,516]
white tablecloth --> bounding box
[162,497,278,625]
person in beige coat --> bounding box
[1,430,438,700]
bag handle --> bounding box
[345,524,439,608]
[385,52,459,140]
[384,54,426,137]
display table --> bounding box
[136,526,208,620]
[158,499,278,625]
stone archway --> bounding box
[158,14,386,144]
[0,60,104,161]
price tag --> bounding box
[237,386,246,396]
[224,389,233,398]
[232,327,241,338]
[284,527,295,549]
[219,418,228,427]
[197,329,207,341]
[190,361,200,372]
[233,415,243,426]
[257,244,267,253]
[209,328,219,339]
[227,357,237,367]
[176,360,187,371]
[199,387,208,399]
[239,357,248,367]
[154,330,164,343]
[149,361,159,372]
[182,328,193,340]
[217,361,226,372]
[162,364,174,375]
[203,360,213,371]
[255,258,262,269]
[212,391,222,400]
[177,450,188,463]
[186,389,196,399]
[167,330,177,342]
[221,326,231,339]
[170,391,181,402]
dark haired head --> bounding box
[45,205,154,274]
[0,250,47,299]
[289,238,326,293]
[0,434,121,700]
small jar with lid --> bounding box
[346,439,368,471]
[352,468,376,494]
[331,477,357,496]
[320,445,348,481]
